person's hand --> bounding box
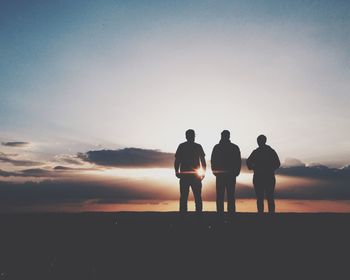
[200,170,206,181]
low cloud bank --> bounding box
[78,148,174,168]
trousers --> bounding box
[179,175,202,213]
[253,173,276,213]
[216,174,236,213]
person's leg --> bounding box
[253,175,264,213]
[191,178,203,213]
[179,178,190,213]
[266,176,276,213]
[226,176,236,213]
[255,188,264,213]
[216,176,225,214]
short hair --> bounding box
[221,130,230,139]
[186,129,195,138]
[257,134,267,145]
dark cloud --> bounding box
[0,178,173,211]
[230,161,350,200]
[1,148,350,211]
[0,152,43,167]
[21,168,55,177]
[1,141,30,147]
[53,165,98,172]
[78,148,174,168]
[276,165,350,180]
[0,169,19,177]
[0,168,57,178]
[54,166,77,171]
[1,170,350,212]
[0,166,96,178]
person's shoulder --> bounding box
[176,142,187,151]
[231,143,240,150]
[248,148,259,160]
[178,141,187,147]
[194,142,203,148]
[213,143,220,149]
[194,142,205,154]
[266,145,277,153]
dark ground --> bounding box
[0,212,349,279]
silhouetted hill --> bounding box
[0,212,349,279]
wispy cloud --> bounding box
[0,152,43,167]
[54,154,85,165]
[282,158,306,168]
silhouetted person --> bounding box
[211,130,241,215]
[247,135,280,213]
[175,129,206,215]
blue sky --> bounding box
[1,0,350,165]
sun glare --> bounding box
[196,168,205,177]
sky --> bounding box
[1,0,350,212]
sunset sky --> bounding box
[1,0,350,212]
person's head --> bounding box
[186,129,195,142]
[221,130,230,141]
[257,134,267,147]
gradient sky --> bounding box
[1,0,350,164]
[1,0,350,212]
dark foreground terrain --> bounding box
[0,212,349,279]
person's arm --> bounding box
[273,150,281,171]
[200,155,206,171]
[199,146,206,179]
[174,146,181,178]
[211,146,218,176]
[234,146,242,177]
[246,151,255,170]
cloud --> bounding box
[282,158,306,168]
[21,168,56,177]
[1,148,350,211]
[0,162,350,211]
[53,166,78,171]
[0,169,20,177]
[78,148,174,168]
[54,154,85,165]
[0,152,43,167]
[0,167,57,178]
[276,164,350,180]
[1,141,30,147]
[0,165,97,178]
[0,178,173,211]
[53,165,98,172]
